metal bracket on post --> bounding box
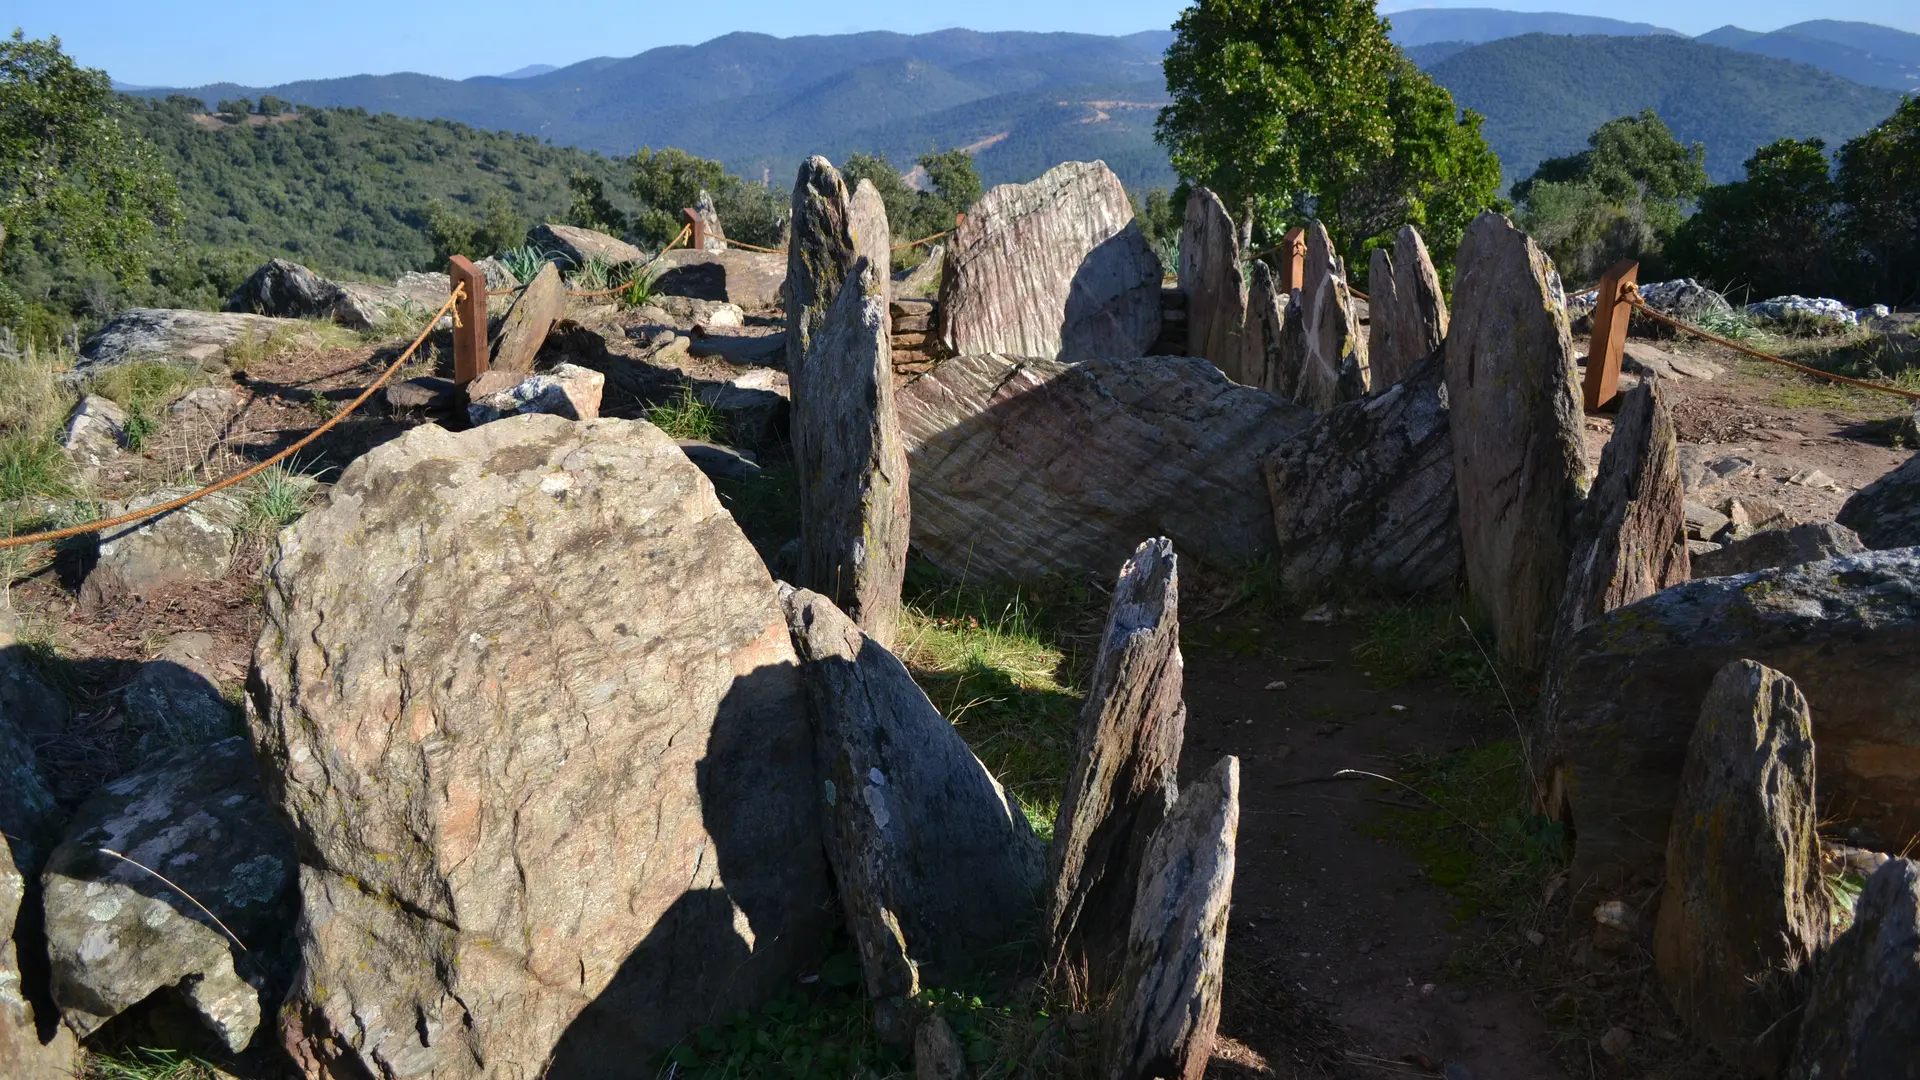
[448,255,488,387]
[683,207,706,253]
[1583,259,1639,412]
[1279,227,1306,293]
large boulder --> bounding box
[786,156,860,377]
[781,585,1044,1039]
[656,248,788,312]
[487,261,566,375]
[1837,451,1920,550]
[527,222,645,267]
[938,160,1160,364]
[1366,225,1449,390]
[251,414,833,1077]
[121,632,234,747]
[41,737,298,1052]
[1544,549,1920,901]
[793,258,909,649]
[1178,186,1246,380]
[896,354,1316,582]
[465,362,605,425]
[80,488,246,607]
[1045,539,1185,998]
[3,831,79,1080]
[1787,857,1920,1079]
[77,309,304,375]
[1693,521,1867,578]
[1262,351,1460,595]
[1445,212,1587,670]
[60,394,129,468]
[223,258,389,329]
[1654,661,1827,1077]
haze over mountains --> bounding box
[124,10,1915,193]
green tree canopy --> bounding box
[628,145,783,250]
[1667,138,1839,299]
[1836,96,1920,305]
[840,148,982,266]
[564,170,628,237]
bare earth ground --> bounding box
[7,303,1913,1078]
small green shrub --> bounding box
[646,387,726,443]
[241,465,313,535]
[499,245,563,284]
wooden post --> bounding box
[1279,227,1306,293]
[1583,260,1639,412]
[448,256,488,386]
[683,207,706,252]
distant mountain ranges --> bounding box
[121,12,1916,195]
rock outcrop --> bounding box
[251,414,832,1076]
[80,487,246,607]
[41,737,298,1052]
[1446,212,1587,670]
[1366,226,1449,390]
[488,261,566,375]
[781,585,1044,1039]
[527,222,645,267]
[77,309,304,375]
[786,157,860,377]
[1693,521,1866,578]
[657,248,789,312]
[60,395,128,468]
[1654,661,1827,1077]
[1045,539,1185,997]
[896,354,1316,582]
[223,258,401,330]
[1262,351,1461,595]
[1788,857,1920,1079]
[1837,452,1920,550]
[938,161,1160,364]
[1179,187,1246,380]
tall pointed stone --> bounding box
[1104,756,1237,1080]
[1655,660,1827,1077]
[849,179,892,299]
[1367,246,1402,382]
[1045,538,1185,998]
[1368,226,1449,389]
[794,257,910,649]
[1302,222,1369,403]
[1446,212,1587,670]
[786,157,858,376]
[1788,857,1920,1079]
[1238,261,1286,396]
[1179,187,1245,379]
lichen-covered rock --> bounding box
[1654,661,1827,1077]
[77,309,302,375]
[781,585,1043,1040]
[488,261,566,375]
[465,362,605,424]
[939,160,1160,364]
[657,248,789,311]
[0,646,66,744]
[0,692,61,878]
[80,488,245,607]
[252,415,832,1077]
[1179,186,1245,380]
[1366,226,1448,389]
[692,190,728,252]
[60,395,128,467]
[1693,521,1866,578]
[896,354,1316,582]
[1837,451,1920,550]
[1238,260,1286,396]
[1543,549,1920,901]
[1046,539,1184,998]
[1787,857,1920,1079]
[695,367,790,452]
[1445,212,1586,670]
[42,736,297,1052]
[786,157,859,377]
[527,222,646,267]
[121,631,233,747]
[1263,351,1460,595]
[849,179,891,297]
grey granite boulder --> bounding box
[77,309,304,375]
[1693,521,1867,578]
[60,395,128,467]
[1837,451,1920,550]
[527,222,645,267]
[80,488,246,607]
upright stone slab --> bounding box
[1446,211,1587,670]
[693,190,728,252]
[1045,539,1185,997]
[794,258,910,650]
[252,415,832,1078]
[1301,222,1369,403]
[1179,187,1246,381]
[1263,351,1461,595]
[1788,858,1920,1079]
[1367,247,1402,384]
[1654,661,1827,1077]
[489,261,565,375]
[849,179,892,297]
[937,160,1160,363]
[1368,226,1449,389]
[1837,451,1920,550]
[781,586,1044,1039]
[1238,261,1286,397]
[1104,756,1237,1080]
[786,157,859,377]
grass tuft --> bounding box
[83,1047,226,1080]
[0,344,81,504]
[646,387,727,443]
[240,464,314,537]
[1351,596,1502,701]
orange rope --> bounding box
[0,286,464,551]
[700,228,951,257]
[720,238,785,254]
[1622,283,1920,403]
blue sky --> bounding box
[7,0,1917,87]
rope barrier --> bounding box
[1622,282,1920,403]
[0,286,466,552]
[564,224,694,299]
[693,228,952,258]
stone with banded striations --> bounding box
[1179,186,1245,380]
[488,261,566,375]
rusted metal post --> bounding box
[683,207,706,252]
[448,255,488,386]
[1279,227,1306,293]
[1583,260,1639,412]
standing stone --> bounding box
[849,179,892,296]
[1368,226,1450,389]
[252,415,832,1078]
[786,157,858,377]
[1263,351,1462,595]
[1837,451,1920,550]
[1787,858,1920,1079]
[897,354,1316,582]
[938,161,1160,364]
[1269,287,1336,413]
[1446,211,1587,670]
[1368,247,1402,383]
[1179,187,1246,380]
[3,833,79,1080]
[794,258,910,650]
[41,737,298,1052]
[1237,261,1284,396]
[1301,222,1370,403]
[1104,756,1238,1080]
[780,585,1044,1039]
[488,260,565,375]
[693,190,728,252]
[1654,661,1827,1077]
[1045,539,1185,998]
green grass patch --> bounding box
[84,361,207,454]
[0,345,81,504]
[83,1047,226,1080]
[240,465,314,536]
[647,387,728,443]
[1351,595,1503,702]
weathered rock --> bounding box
[166,386,239,430]
[391,271,454,308]
[1263,351,1461,595]
[1367,226,1449,389]
[896,354,1316,582]
[914,1013,968,1080]
[938,160,1160,364]
[488,261,566,375]
[780,585,1044,1038]
[850,179,892,296]
[1787,857,1920,1079]
[694,367,790,451]
[121,631,233,747]
[224,258,340,320]
[1268,287,1338,413]
[688,327,786,367]
[1685,499,1733,542]
[465,362,605,425]
[656,248,788,311]
[77,309,303,375]
[1045,539,1184,996]
[527,222,645,267]
[693,189,727,252]
[2,829,80,1080]
[1693,521,1867,578]
[252,415,833,1076]
[60,394,128,467]
[0,646,65,743]
[1237,260,1286,395]
[1654,660,1827,1077]
[1104,755,1238,1080]
[1446,212,1587,670]
[383,376,457,414]
[1837,451,1920,550]
[80,488,245,607]
[1178,186,1246,380]
[1301,222,1369,404]
[473,256,519,293]
[676,440,761,483]
[894,243,944,298]
[786,157,859,380]
[793,259,909,649]
[42,736,297,1052]
[1542,549,1920,900]
[0,690,61,876]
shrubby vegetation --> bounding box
[840,149,982,265]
